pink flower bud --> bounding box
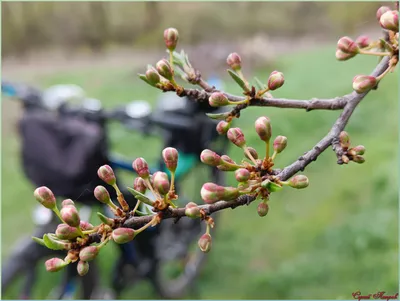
[145,68,161,86]
[164,27,179,51]
[273,135,287,154]
[132,157,150,179]
[112,227,136,244]
[77,261,89,276]
[133,177,147,194]
[257,202,269,217]
[185,202,201,218]
[254,116,272,142]
[339,131,351,149]
[337,36,359,54]
[94,185,111,204]
[60,206,80,227]
[216,121,230,135]
[376,6,391,21]
[198,233,212,253]
[55,224,80,240]
[379,10,399,32]
[153,171,170,195]
[61,199,75,207]
[352,155,365,164]
[335,49,355,61]
[45,258,67,272]
[201,183,225,204]
[267,71,285,91]
[97,165,116,186]
[245,147,259,160]
[208,92,229,107]
[156,59,174,81]
[348,145,365,156]
[289,175,309,189]
[226,52,242,71]
[34,186,56,209]
[80,221,94,231]
[235,168,250,182]
[227,128,246,148]
[200,149,222,166]
[355,35,370,48]
[221,155,236,164]
[79,246,99,262]
[162,147,179,172]
[352,75,377,94]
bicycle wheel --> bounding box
[150,163,225,299]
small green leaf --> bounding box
[32,236,46,247]
[206,111,231,120]
[127,187,154,206]
[134,210,152,216]
[97,212,114,226]
[174,67,189,82]
[227,70,249,92]
[261,180,283,192]
[138,74,155,87]
[254,77,267,90]
[43,234,66,251]
[170,51,185,68]
[144,205,154,215]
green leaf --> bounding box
[43,234,66,251]
[227,70,249,92]
[174,67,189,82]
[97,212,114,226]
[32,236,46,247]
[261,180,283,192]
[206,111,231,120]
[127,187,154,206]
[170,51,185,68]
[138,73,155,87]
[134,210,152,216]
[254,77,267,90]
[144,205,154,215]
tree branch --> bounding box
[122,57,390,229]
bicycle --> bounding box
[1,79,228,299]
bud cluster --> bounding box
[338,131,366,164]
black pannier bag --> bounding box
[19,110,110,204]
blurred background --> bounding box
[2,1,398,300]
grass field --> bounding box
[1,45,398,299]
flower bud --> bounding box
[235,168,250,182]
[60,206,80,227]
[164,27,179,51]
[45,258,67,272]
[289,175,309,189]
[342,154,350,164]
[352,75,377,94]
[200,149,222,166]
[77,261,89,276]
[221,155,236,164]
[112,227,136,244]
[55,224,80,240]
[245,147,259,160]
[132,157,150,179]
[201,183,225,204]
[267,71,284,91]
[216,121,230,135]
[337,36,359,54]
[226,52,242,71]
[97,165,116,186]
[335,49,355,61]
[93,186,111,205]
[209,92,229,107]
[254,116,272,142]
[227,127,246,148]
[61,199,75,207]
[348,145,365,156]
[80,221,94,231]
[34,186,56,209]
[153,171,170,195]
[156,59,174,81]
[162,147,179,172]
[145,68,161,86]
[352,155,365,164]
[257,202,269,217]
[273,135,287,154]
[185,202,201,218]
[198,233,212,253]
[79,246,99,262]
[133,177,147,194]
[339,131,351,149]
[376,6,391,21]
[355,35,370,48]
[379,10,399,32]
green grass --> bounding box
[2,45,398,299]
